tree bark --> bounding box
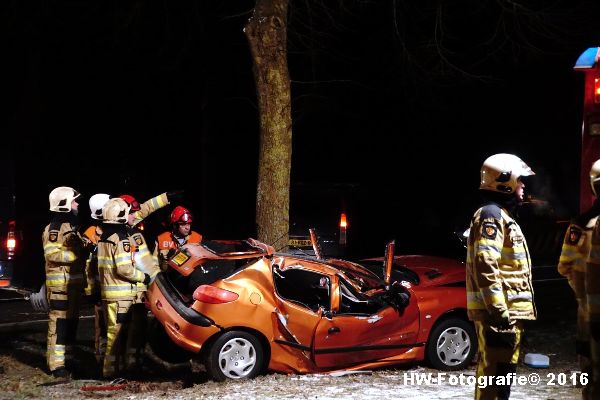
[245,0,291,251]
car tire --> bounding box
[426,317,477,370]
[205,330,264,381]
[29,283,48,312]
[147,318,195,364]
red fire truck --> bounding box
[574,47,600,212]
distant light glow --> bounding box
[339,213,348,228]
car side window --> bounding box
[338,279,381,315]
[273,268,330,312]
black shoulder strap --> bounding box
[480,203,502,221]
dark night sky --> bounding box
[4,1,600,258]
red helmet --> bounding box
[119,194,141,212]
[170,206,193,224]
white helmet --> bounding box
[590,159,600,196]
[102,198,130,224]
[480,153,535,194]
[89,193,111,220]
[49,186,81,212]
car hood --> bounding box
[394,255,465,288]
[360,255,466,288]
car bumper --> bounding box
[147,273,220,353]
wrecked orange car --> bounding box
[146,238,474,381]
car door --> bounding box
[271,266,331,358]
[311,276,420,369]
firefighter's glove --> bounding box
[143,273,151,286]
[490,309,512,330]
[65,234,83,251]
[166,249,177,259]
[167,190,185,202]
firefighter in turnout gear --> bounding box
[119,191,181,373]
[97,198,150,378]
[83,193,111,365]
[466,154,536,400]
[154,205,202,271]
[558,160,600,400]
[586,160,600,399]
[42,186,86,379]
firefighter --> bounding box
[558,160,600,399]
[97,197,150,379]
[83,193,111,365]
[119,191,182,374]
[154,206,202,271]
[466,153,536,400]
[586,160,600,399]
[42,186,86,378]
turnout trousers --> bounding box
[46,286,81,372]
[474,320,523,400]
[102,299,134,378]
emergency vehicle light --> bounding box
[339,213,348,245]
[193,285,239,304]
[574,47,600,70]
[6,221,16,259]
[339,213,348,228]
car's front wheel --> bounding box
[205,330,264,381]
[426,317,477,370]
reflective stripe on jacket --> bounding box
[558,219,595,302]
[466,203,536,321]
[97,231,145,301]
[42,221,85,290]
[586,218,600,320]
[126,192,169,292]
[130,193,169,227]
[129,230,160,294]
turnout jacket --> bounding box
[558,218,597,303]
[466,203,536,321]
[97,225,146,301]
[154,230,202,269]
[42,214,86,291]
[587,218,600,321]
[127,193,169,294]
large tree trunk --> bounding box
[245,0,291,251]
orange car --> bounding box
[146,238,474,381]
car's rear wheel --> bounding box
[426,317,476,370]
[205,330,264,381]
